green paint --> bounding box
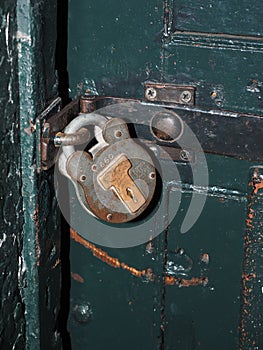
[16,0,60,348]
[240,167,263,349]
[67,1,263,349]
[68,0,163,98]
[163,38,263,114]
[170,0,263,36]
[0,1,25,348]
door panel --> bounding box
[168,0,262,36]
[69,238,164,349]
[163,43,263,114]
[67,1,263,349]
[68,0,163,98]
[164,155,248,349]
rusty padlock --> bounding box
[58,113,156,223]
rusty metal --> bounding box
[142,141,194,163]
[41,95,263,172]
[144,82,195,105]
[150,110,184,142]
[54,127,90,146]
[80,96,138,114]
[39,98,80,170]
[61,116,157,224]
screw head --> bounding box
[180,90,192,104]
[91,164,97,172]
[180,150,190,161]
[107,213,113,221]
[145,87,157,101]
[80,174,87,182]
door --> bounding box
[0,1,62,349]
[65,1,263,349]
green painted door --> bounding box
[66,1,263,349]
[0,1,62,349]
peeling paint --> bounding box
[71,272,84,283]
[70,228,207,286]
[16,31,32,45]
[240,167,263,349]
[0,233,7,248]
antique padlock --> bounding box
[58,113,156,223]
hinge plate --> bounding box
[144,82,195,105]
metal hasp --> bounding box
[39,94,263,171]
[38,99,79,170]
[79,96,263,162]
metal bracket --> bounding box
[38,89,263,170]
[37,98,80,171]
[144,82,195,105]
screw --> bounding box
[180,90,192,104]
[80,174,87,182]
[114,130,122,138]
[145,87,157,101]
[180,150,190,161]
[107,213,113,221]
[91,164,97,172]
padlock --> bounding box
[58,112,156,223]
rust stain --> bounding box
[250,170,263,194]
[242,272,256,282]
[253,180,263,194]
[246,207,255,229]
[24,120,36,135]
[240,170,262,347]
[70,228,207,287]
[200,253,210,264]
[71,272,84,283]
[71,228,121,269]
[165,276,208,287]
[120,262,146,278]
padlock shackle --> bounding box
[54,128,90,147]
[62,112,108,158]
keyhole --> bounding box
[126,187,138,203]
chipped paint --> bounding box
[0,233,7,248]
[165,276,208,287]
[52,259,61,270]
[71,272,84,283]
[240,167,263,349]
[16,31,32,45]
[70,229,207,286]
[253,179,263,194]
